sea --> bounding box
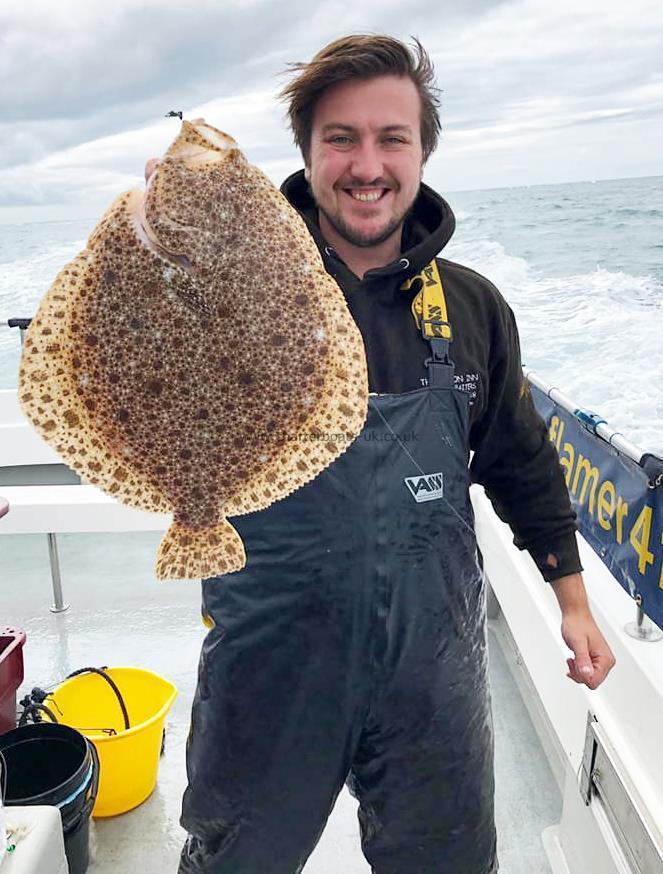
[1,174,661,454]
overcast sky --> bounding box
[1,0,662,220]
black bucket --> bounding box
[0,722,99,874]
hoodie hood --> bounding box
[280,170,456,293]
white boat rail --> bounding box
[524,366,663,480]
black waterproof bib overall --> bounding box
[180,340,498,873]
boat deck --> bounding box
[2,530,562,873]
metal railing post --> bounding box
[625,596,662,642]
[47,533,69,613]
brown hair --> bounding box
[279,34,441,164]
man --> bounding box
[171,35,615,873]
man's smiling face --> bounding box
[306,75,424,250]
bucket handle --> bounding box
[64,667,131,731]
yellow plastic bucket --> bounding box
[47,667,177,817]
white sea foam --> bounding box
[445,236,663,454]
[0,238,86,385]
[0,240,85,311]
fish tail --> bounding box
[155,517,246,580]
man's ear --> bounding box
[304,166,311,182]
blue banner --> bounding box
[530,383,663,629]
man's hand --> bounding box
[551,573,616,690]
[561,609,615,689]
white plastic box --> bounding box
[2,806,68,874]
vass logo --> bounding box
[404,471,445,503]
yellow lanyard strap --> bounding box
[401,260,452,341]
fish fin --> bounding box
[155,518,246,581]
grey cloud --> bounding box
[2,5,290,122]
[568,102,663,127]
[434,49,663,148]
[1,0,661,203]
[1,5,307,167]
[1,0,507,169]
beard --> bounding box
[317,204,409,249]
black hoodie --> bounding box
[281,170,582,582]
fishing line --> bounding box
[367,396,477,539]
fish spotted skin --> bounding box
[18,120,368,580]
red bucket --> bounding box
[0,627,26,735]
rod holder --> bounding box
[624,599,662,642]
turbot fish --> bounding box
[18,119,368,580]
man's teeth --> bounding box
[351,191,383,202]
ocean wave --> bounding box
[0,240,85,314]
[444,236,663,454]
[615,207,661,218]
